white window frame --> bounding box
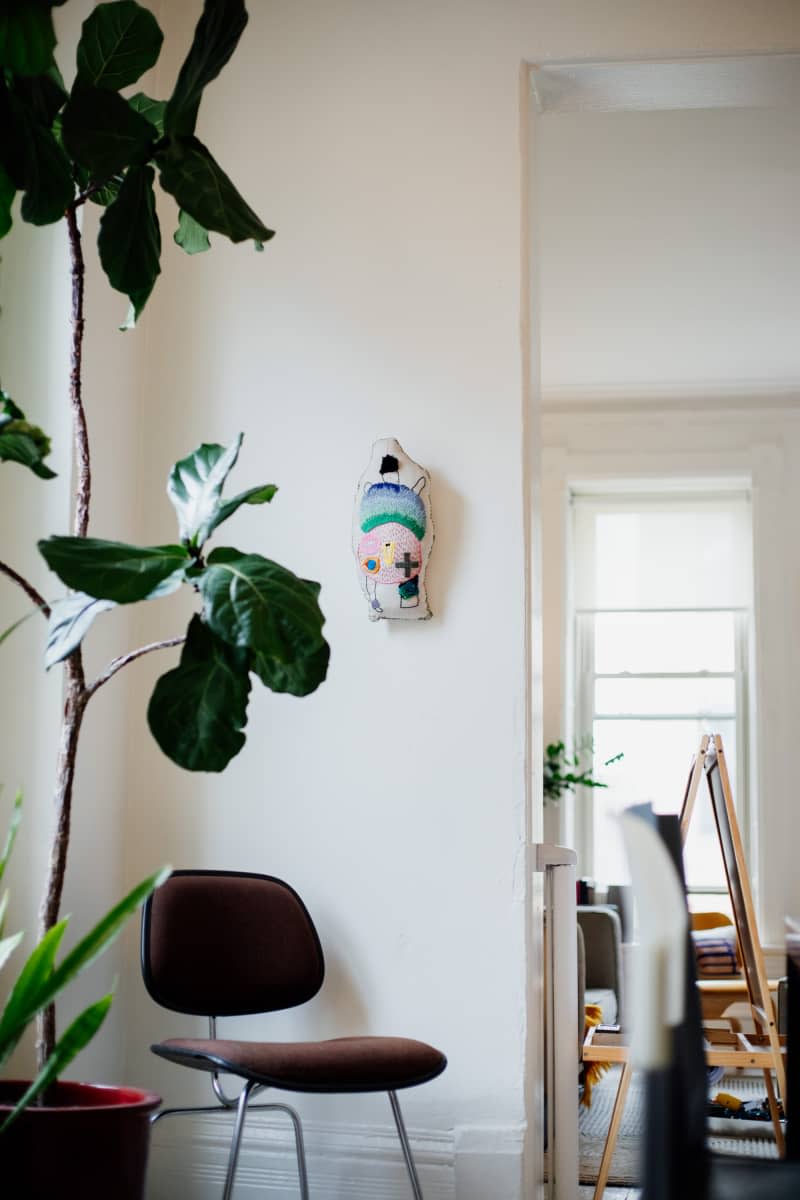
[569,488,753,890]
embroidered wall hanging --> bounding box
[353,438,433,621]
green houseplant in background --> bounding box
[543,740,623,806]
[0,1,329,1192]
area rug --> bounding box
[577,1068,780,1186]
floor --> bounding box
[578,1190,639,1199]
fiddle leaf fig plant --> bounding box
[0,0,329,1086]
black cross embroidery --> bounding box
[397,552,420,578]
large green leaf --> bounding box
[0,790,22,886]
[45,593,116,670]
[253,639,330,698]
[147,614,251,772]
[0,3,56,75]
[0,993,113,1133]
[76,1,163,92]
[12,64,67,125]
[165,0,247,138]
[128,91,165,136]
[0,163,13,238]
[167,435,243,548]
[98,165,161,311]
[157,135,273,248]
[174,208,210,255]
[199,548,326,666]
[8,94,72,227]
[62,85,155,176]
[38,536,189,603]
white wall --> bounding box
[117,3,535,1197]
[538,107,800,396]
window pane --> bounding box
[589,719,735,890]
[573,499,752,609]
[595,676,736,717]
[593,611,736,674]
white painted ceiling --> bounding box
[535,59,800,403]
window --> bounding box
[570,486,753,893]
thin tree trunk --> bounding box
[35,666,87,1067]
[34,205,91,1071]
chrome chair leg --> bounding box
[150,1097,310,1199]
[222,1080,256,1200]
[388,1091,424,1200]
[269,1103,311,1200]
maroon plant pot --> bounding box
[0,1080,161,1200]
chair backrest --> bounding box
[141,870,325,1016]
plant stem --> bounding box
[86,636,186,700]
[65,205,90,540]
[35,670,87,1067]
[0,560,51,617]
[35,204,91,1071]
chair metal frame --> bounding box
[145,867,429,1200]
[150,1018,425,1200]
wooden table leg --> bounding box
[593,1059,633,1200]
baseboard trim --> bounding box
[147,1111,526,1199]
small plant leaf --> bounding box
[0,394,56,478]
[62,85,155,176]
[0,163,14,238]
[0,790,22,885]
[174,208,210,254]
[45,593,116,670]
[128,92,166,136]
[208,483,278,538]
[0,931,23,975]
[157,136,273,248]
[167,435,243,548]
[76,1,163,92]
[0,610,38,649]
[0,865,169,1069]
[0,919,69,1063]
[88,175,122,207]
[98,164,161,311]
[165,0,247,138]
[119,281,155,331]
[0,993,113,1133]
[253,639,330,698]
[0,4,56,76]
[147,615,251,771]
[199,548,327,666]
[38,536,190,604]
[49,867,170,998]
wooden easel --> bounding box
[584,733,787,1199]
[680,733,786,1141]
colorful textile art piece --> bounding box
[353,438,433,621]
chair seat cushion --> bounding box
[152,1035,447,1093]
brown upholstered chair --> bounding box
[141,870,446,1200]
